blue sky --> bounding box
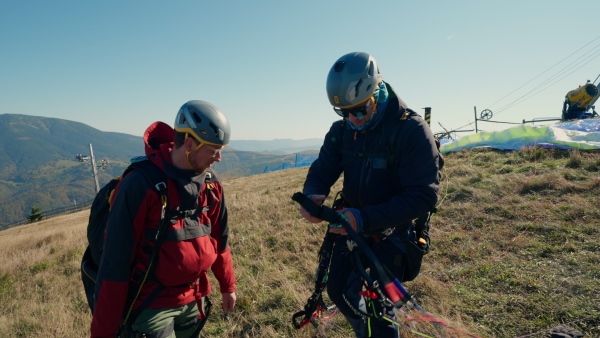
[1,0,599,140]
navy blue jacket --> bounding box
[303,83,440,233]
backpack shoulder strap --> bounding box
[202,169,218,213]
[387,109,442,254]
[390,107,418,140]
[387,108,443,171]
[382,108,416,168]
[126,156,168,192]
[120,157,169,328]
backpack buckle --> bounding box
[155,182,167,192]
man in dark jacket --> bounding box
[91,100,236,338]
[300,52,440,337]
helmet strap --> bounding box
[370,96,377,114]
[365,96,377,118]
[184,133,205,170]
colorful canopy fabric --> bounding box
[440,118,600,153]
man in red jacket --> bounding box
[91,100,236,338]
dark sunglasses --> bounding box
[333,105,369,118]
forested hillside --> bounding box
[0,114,316,227]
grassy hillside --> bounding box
[0,114,143,177]
[0,160,131,229]
[0,113,142,227]
[0,114,311,227]
[213,150,298,179]
[0,147,598,337]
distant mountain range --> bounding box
[0,114,321,227]
[228,138,323,154]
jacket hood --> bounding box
[379,82,408,120]
[144,121,175,169]
[144,121,175,156]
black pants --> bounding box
[327,234,407,338]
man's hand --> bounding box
[222,292,236,312]
[299,194,326,223]
[328,208,362,235]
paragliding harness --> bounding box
[291,192,416,329]
[80,156,215,335]
[291,204,339,329]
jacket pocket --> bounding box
[155,237,217,286]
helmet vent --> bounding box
[209,122,221,140]
[354,78,363,97]
[178,114,187,125]
[191,111,203,124]
[334,61,345,72]
[368,61,374,77]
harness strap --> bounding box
[121,180,169,328]
[292,230,337,329]
[144,222,212,242]
[125,284,166,326]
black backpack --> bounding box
[80,156,168,314]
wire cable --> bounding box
[494,42,600,114]
[487,35,600,112]
[444,35,600,134]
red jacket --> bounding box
[91,122,235,337]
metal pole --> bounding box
[422,107,432,126]
[89,144,100,194]
[474,106,478,133]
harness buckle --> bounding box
[155,182,167,191]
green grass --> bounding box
[0,147,599,337]
[427,147,600,337]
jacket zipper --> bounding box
[358,131,369,207]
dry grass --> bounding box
[0,212,90,337]
[1,148,599,337]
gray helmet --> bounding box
[174,100,231,146]
[326,52,382,108]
